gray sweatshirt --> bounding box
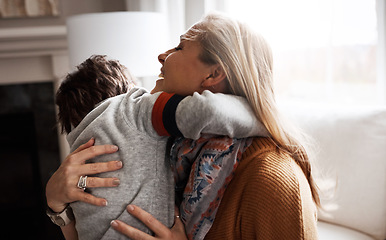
[68,87,267,240]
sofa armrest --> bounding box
[318,221,376,240]
[281,104,386,240]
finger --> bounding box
[126,205,170,238]
[68,144,119,165]
[85,177,120,188]
[78,160,123,176]
[171,205,187,238]
[171,215,186,237]
[111,220,154,240]
[72,138,95,154]
[76,144,119,164]
[74,191,108,207]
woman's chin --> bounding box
[150,79,164,94]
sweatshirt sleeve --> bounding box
[152,90,269,140]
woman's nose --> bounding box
[158,49,174,64]
[158,51,168,64]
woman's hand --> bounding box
[111,205,187,240]
[46,138,123,212]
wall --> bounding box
[0,0,126,28]
[0,0,127,85]
[0,0,126,161]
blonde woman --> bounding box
[46,13,319,240]
[113,12,320,239]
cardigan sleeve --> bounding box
[152,91,269,140]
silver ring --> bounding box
[175,215,180,218]
[77,176,88,190]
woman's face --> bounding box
[151,39,213,95]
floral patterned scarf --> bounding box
[170,134,252,240]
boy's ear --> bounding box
[202,64,227,88]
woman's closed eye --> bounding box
[174,44,183,51]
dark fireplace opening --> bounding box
[0,82,63,239]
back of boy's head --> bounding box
[56,55,136,134]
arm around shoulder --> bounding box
[151,91,269,140]
[176,91,269,139]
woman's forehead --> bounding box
[181,25,202,41]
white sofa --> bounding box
[283,104,386,240]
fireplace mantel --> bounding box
[0,25,67,57]
[0,25,71,161]
[0,25,70,86]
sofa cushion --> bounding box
[282,104,386,240]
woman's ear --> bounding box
[201,64,227,88]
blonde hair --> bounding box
[183,13,320,206]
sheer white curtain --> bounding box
[222,0,382,106]
[220,0,383,106]
[377,0,386,104]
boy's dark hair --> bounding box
[56,55,136,134]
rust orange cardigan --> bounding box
[205,137,318,240]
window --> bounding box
[224,0,378,106]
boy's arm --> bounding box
[152,90,269,140]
